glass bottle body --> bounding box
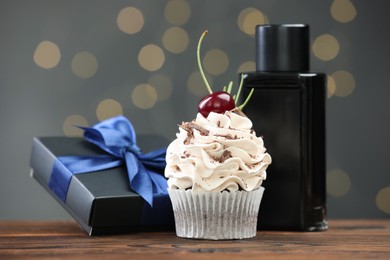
[241,71,328,231]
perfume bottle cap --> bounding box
[256,24,309,72]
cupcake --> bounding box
[165,31,271,240]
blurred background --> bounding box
[0,0,389,220]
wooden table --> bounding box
[0,220,389,259]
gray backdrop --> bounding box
[1,0,389,220]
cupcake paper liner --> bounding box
[168,187,265,240]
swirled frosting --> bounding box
[165,108,272,192]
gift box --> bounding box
[29,117,175,235]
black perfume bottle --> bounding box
[241,24,327,231]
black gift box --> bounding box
[30,136,174,235]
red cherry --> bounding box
[198,91,236,117]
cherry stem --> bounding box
[227,81,233,94]
[238,88,254,110]
[197,30,213,94]
[234,74,245,105]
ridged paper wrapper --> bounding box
[168,187,264,240]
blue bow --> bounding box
[48,115,168,206]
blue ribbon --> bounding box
[48,115,167,206]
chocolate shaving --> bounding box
[211,150,232,163]
[215,133,234,140]
[221,150,232,162]
[181,122,209,135]
[180,122,209,145]
[183,128,192,145]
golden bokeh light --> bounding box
[147,74,173,101]
[327,169,352,197]
[237,61,256,73]
[138,44,165,71]
[33,41,61,69]
[312,34,340,61]
[117,7,144,34]
[164,0,191,25]
[63,114,89,137]
[131,84,158,109]
[331,0,357,23]
[187,71,213,97]
[376,186,390,214]
[327,75,336,98]
[162,27,189,54]
[71,51,98,79]
[238,8,268,35]
[203,49,229,76]
[331,70,356,97]
[96,99,123,121]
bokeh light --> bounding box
[327,169,352,197]
[164,0,191,25]
[138,44,165,71]
[96,99,123,121]
[117,7,144,34]
[312,34,340,61]
[162,26,189,54]
[63,114,89,137]
[237,61,256,73]
[376,186,390,214]
[33,41,61,69]
[131,84,158,109]
[203,49,229,76]
[238,8,268,35]
[327,75,336,98]
[147,74,173,101]
[71,51,98,79]
[187,71,213,97]
[331,70,356,97]
[331,0,357,23]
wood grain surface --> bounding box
[0,220,389,259]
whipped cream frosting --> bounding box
[165,109,272,192]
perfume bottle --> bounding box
[241,24,327,231]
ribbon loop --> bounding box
[48,115,167,206]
